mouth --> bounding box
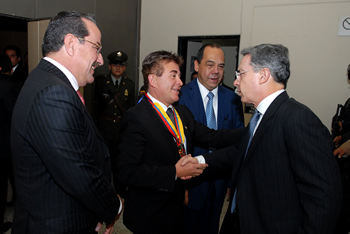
[172,87,181,92]
[209,77,219,82]
[92,62,99,70]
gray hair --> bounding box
[241,44,290,88]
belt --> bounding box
[100,114,122,122]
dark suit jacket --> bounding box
[12,63,28,84]
[116,97,237,233]
[205,91,342,233]
[179,79,244,212]
[11,59,120,234]
[0,74,21,159]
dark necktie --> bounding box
[115,79,119,89]
[166,107,175,125]
[231,109,261,212]
[206,92,217,130]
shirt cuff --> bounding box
[195,155,205,164]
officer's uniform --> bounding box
[95,51,135,197]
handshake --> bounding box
[175,154,208,180]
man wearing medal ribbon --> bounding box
[116,50,239,234]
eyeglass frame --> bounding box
[77,37,102,54]
[235,70,251,81]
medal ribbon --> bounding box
[144,94,186,156]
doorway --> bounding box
[0,14,30,71]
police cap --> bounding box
[107,51,128,65]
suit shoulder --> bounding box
[283,98,312,112]
[179,81,197,101]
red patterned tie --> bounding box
[77,90,85,106]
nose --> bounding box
[213,65,219,73]
[97,53,104,66]
[177,75,183,86]
[233,78,239,87]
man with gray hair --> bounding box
[186,44,342,233]
[11,11,122,234]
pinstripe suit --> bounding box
[11,59,120,233]
[205,91,342,233]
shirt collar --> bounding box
[44,57,79,91]
[256,89,285,115]
[197,78,218,100]
[147,92,172,112]
[12,64,19,73]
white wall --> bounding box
[140,0,350,129]
[139,0,242,83]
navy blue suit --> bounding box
[179,79,244,233]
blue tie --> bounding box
[231,109,261,213]
[206,92,217,130]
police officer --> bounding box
[95,51,135,197]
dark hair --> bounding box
[241,44,290,88]
[0,55,13,73]
[196,43,222,64]
[3,45,21,58]
[142,50,183,91]
[42,11,96,57]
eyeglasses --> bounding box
[77,37,102,54]
[235,70,251,81]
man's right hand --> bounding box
[175,154,207,179]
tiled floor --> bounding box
[4,200,229,234]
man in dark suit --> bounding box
[179,43,244,233]
[184,44,342,233]
[0,55,21,233]
[95,51,135,197]
[116,50,238,234]
[11,11,122,234]
[4,45,28,84]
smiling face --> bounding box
[150,61,183,106]
[234,54,260,106]
[75,18,103,86]
[195,46,225,91]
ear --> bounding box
[148,74,157,88]
[259,68,271,85]
[108,64,111,71]
[194,60,200,72]
[64,34,76,57]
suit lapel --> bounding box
[38,59,106,143]
[188,80,206,124]
[243,92,289,164]
[217,86,226,129]
[141,98,182,157]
